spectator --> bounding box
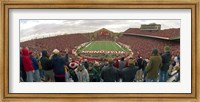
[101,58,119,82]
[21,48,34,82]
[83,59,89,70]
[68,61,78,82]
[64,48,69,64]
[142,58,149,82]
[75,63,89,82]
[51,49,66,82]
[93,61,101,82]
[135,56,144,82]
[119,57,127,78]
[174,62,180,82]
[29,51,41,82]
[20,47,27,82]
[40,50,55,82]
[159,46,172,82]
[87,64,98,82]
[145,48,162,82]
[122,58,138,82]
[38,52,45,80]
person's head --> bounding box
[128,58,135,66]
[25,47,29,51]
[164,46,170,53]
[152,48,158,56]
[42,50,48,57]
[69,57,72,62]
[94,61,99,67]
[121,57,124,61]
[107,58,114,65]
[53,49,60,55]
[78,63,84,71]
[21,48,29,56]
[88,65,93,70]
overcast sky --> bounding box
[20,20,180,42]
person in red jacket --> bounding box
[21,48,34,82]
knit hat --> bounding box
[53,49,59,54]
[152,48,158,55]
[164,46,170,53]
[78,63,84,70]
[69,61,78,69]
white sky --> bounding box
[20,20,180,42]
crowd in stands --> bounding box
[20,46,180,82]
[117,35,180,58]
[20,34,90,55]
[124,28,180,38]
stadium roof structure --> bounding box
[123,28,180,40]
[94,28,114,35]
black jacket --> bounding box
[122,65,138,82]
[160,52,172,71]
[51,54,65,75]
[40,50,53,70]
[101,64,119,82]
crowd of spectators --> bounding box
[21,34,90,56]
[20,46,180,82]
[117,35,180,58]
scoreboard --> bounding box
[140,23,161,31]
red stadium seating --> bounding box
[117,35,180,58]
[20,34,90,54]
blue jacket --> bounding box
[30,55,39,70]
[51,54,65,75]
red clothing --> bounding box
[21,48,34,72]
[114,60,119,68]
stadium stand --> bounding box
[20,34,90,54]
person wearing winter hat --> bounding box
[121,58,138,82]
[145,48,162,82]
[51,49,66,82]
[67,61,79,82]
[75,63,89,82]
[101,58,120,82]
[20,47,27,82]
[159,46,172,82]
[29,51,41,82]
[21,48,34,82]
